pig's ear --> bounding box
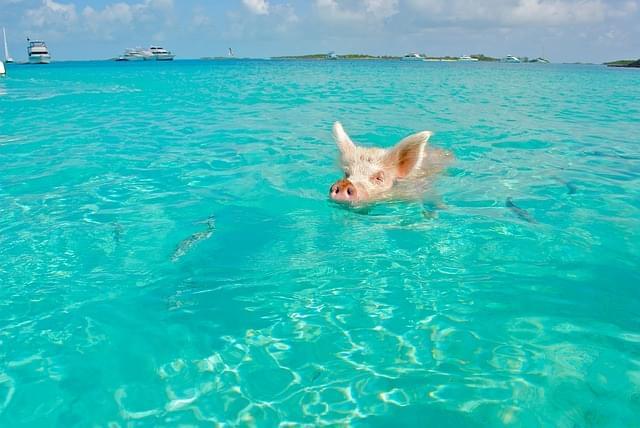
[384,131,432,178]
[332,122,356,156]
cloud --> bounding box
[404,0,628,27]
[82,3,135,38]
[315,0,399,23]
[242,0,269,15]
[509,0,607,25]
[22,0,175,40]
[24,0,78,28]
[226,2,298,40]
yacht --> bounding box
[149,46,175,61]
[116,48,150,61]
[0,60,5,77]
[3,27,13,63]
[530,57,550,64]
[502,55,521,63]
[27,39,51,64]
[459,55,478,61]
[402,53,423,61]
[326,51,338,60]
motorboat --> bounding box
[502,55,521,63]
[459,55,479,61]
[149,46,175,61]
[402,53,424,60]
[116,48,151,61]
[27,39,51,64]
[530,57,550,63]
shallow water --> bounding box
[1,60,639,426]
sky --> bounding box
[0,0,638,62]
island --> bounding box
[271,53,400,60]
[268,53,547,62]
[605,59,640,68]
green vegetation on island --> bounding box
[269,53,527,62]
[272,53,400,60]
[470,54,500,62]
[604,59,640,67]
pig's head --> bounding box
[329,122,433,204]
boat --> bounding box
[0,60,5,77]
[529,57,550,64]
[149,46,175,61]
[459,55,479,61]
[402,53,424,61]
[115,46,174,61]
[3,27,13,63]
[27,39,51,64]
[502,55,521,63]
[116,47,151,61]
[326,51,338,60]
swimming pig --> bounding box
[329,122,453,204]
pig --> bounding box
[329,122,453,205]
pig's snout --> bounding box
[330,179,358,202]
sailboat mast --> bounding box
[3,27,8,61]
[2,27,11,62]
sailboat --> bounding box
[3,27,13,64]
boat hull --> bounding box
[153,54,175,61]
[29,54,51,64]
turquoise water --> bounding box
[1,60,639,426]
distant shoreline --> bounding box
[5,56,637,66]
[604,59,640,68]
[272,54,400,60]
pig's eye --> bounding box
[371,171,385,185]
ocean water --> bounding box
[1,59,639,426]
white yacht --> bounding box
[27,39,51,64]
[116,48,150,61]
[530,57,550,64]
[0,60,5,77]
[3,27,13,63]
[502,55,521,63]
[459,55,478,61]
[402,53,423,61]
[149,46,175,61]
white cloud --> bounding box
[509,0,606,25]
[607,0,638,17]
[82,3,134,38]
[20,0,175,43]
[405,0,622,27]
[242,0,270,15]
[226,2,299,40]
[25,0,77,28]
[315,0,398,23]
[365,0,399,19]
[191,7,211,29]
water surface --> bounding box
[1,60,639,426]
